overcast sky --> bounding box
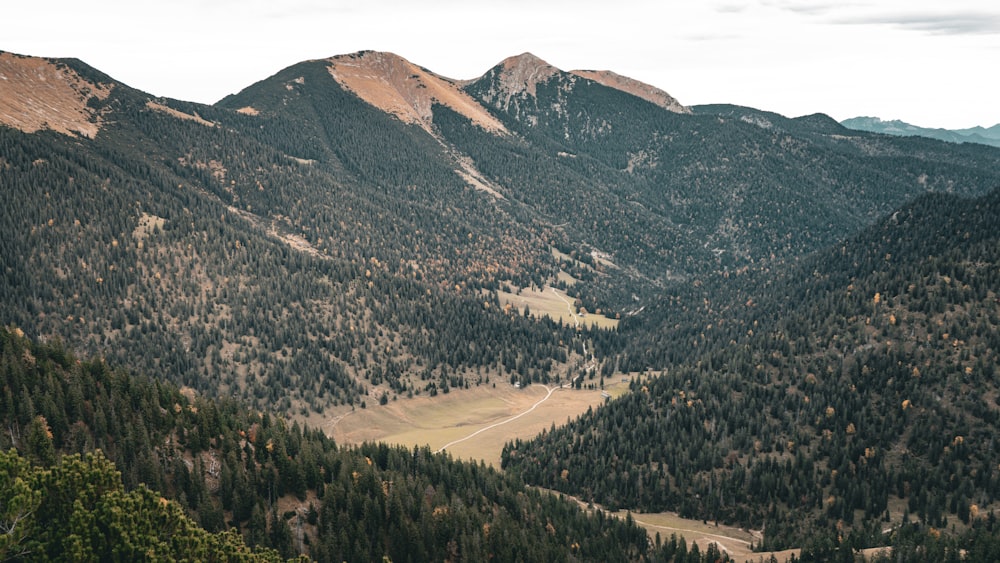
[5,0,999,129]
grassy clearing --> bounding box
[537,487,798,563]
[132,212,166,242]
[556,269,579,286]
[318,377,800,560]
[498,286,619,330]
[325,379,629,467]
[617,510,799,562]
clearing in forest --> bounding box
[325,379,629,467]
[497,286,620,330]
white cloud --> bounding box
[835,11,1000,35]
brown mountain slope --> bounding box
[468,53,690,118]
[570,69,689,113]
[326,50,507,135]
[0,51,112,138]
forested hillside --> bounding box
[460,59,1000,309]
[1,327,730,561]
[0,53,597,416]
[504,187,1000,559]
[4,50,1000,418]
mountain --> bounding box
[0,49,584,416]
[569,69,690,114]
[0,51,112,138]
[4,46,1000,415]
[841,116,1000,148]
[460,59,1000,285]
[325,50,508,136]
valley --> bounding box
[322,378,796,560]
[3,46,1000,561]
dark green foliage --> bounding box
[4,51,1000,416]
[504,187,1000,552]
[0,96,580,414]
[462,65,1000,311]
[0,448,283,561]
[0,328,673,561]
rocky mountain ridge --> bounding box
[325,50,508,136]
[570,68,689,113]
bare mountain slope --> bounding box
[327,50,507,135]
[0,51,112,138]
[571,69,689,113]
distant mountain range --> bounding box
[841,116,1000,148]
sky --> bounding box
[5,0,999,129]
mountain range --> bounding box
[6,47,999,414]
[3,47,1000,561]
[841,116,1000,148]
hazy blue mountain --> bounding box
[842,115,1000,148]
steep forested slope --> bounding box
[461,59,1000,304]
[504,188,1000,556]
[0,54,592,415]
[1,327,707,562]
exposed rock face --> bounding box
[571,69,689,114]
[326,51,507,135]
[467,52,562,112]
[494,53,560,99]
[0,51,112,138]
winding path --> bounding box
[434,385,557,454]
[631,517,752,551]
[435,288,601,454]
[550,287,581,328]
[551,287,595,381]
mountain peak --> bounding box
[466,53,562,112]
[325,50,507,135]
[570,69,689,114]
[495,52,560,97]
[0,51,113,138]
[500,52,554,70]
